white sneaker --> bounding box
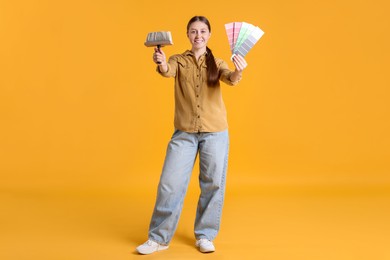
[196,238,215,253]
[136,240,169,255]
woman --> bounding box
[137,16,247,255]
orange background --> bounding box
[1,0,390,259]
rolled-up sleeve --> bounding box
[217,58,241,86]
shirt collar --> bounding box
[184,50,208,57]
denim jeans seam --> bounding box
[211,137,229,241]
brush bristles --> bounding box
[144,31,173,47]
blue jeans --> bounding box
[148,129,229,245]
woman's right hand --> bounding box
[153,48,168,73]
[153,47,167,66]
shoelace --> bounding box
[198,239,212,245]
[146,240,156,246]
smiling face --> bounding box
[187,21,211,52]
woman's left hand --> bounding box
[232,54,248,72]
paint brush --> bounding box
[144,31,173,64]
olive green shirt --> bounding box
[157,50,241,133]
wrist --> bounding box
[158,64,168,73]
[230,70,242,83]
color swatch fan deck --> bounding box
[225,22,264,58]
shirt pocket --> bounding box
[177,60,192,83]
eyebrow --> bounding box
[189,28,208,31]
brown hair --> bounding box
[187,16,219,87]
